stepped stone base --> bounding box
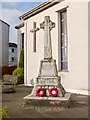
[23,92,71,108]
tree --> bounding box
[19,49,24,68]
[13,49,24,84]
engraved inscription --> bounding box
[41,62,55,76]
[38,79,57,85]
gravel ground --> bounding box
[2,85,89,118]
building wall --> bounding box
[0,20,9,67]
[18,1,88,93]
[9,46,17,66]
[88,2,90,93]
[59,2,88,92]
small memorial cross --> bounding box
[30,22,39,52]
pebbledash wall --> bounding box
[16,1,89,95]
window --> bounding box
[21,33,24,49]
[12,48,14,52]
[12,57,14,62]
[59,9,68,71]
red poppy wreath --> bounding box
[49,88,58,97]
[36,88,45,97]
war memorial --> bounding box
[24,16,71,107]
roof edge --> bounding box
[0,19,10,26]
[15,22,24,29]
[19,0,63,20]
[9,42,17,47]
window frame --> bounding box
[58,8,68,71]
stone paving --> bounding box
[2,85,89,118]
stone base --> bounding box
[23,92,71,108]
[2,85,16,93]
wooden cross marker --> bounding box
[30,22,39,52]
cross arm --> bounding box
[30,28,40,33]
[49,21,55,30]
[40,21,45,29]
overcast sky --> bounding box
[0,0,46,44]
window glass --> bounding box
[12,57,14,61]
[60,10,68,71]
[12,48,14,52]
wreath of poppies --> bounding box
[49,88,58,97]
[36,88,45,97]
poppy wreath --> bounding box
[49,88,58,97]
[36,88,45,97]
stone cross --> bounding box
[30,22,39,52]
[40,16,55,59]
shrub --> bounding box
[13,68,24,84]
[19,49,24,68]
[0,105,8,118]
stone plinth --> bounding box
[29,58,66,97]
[24,92,71,108]
[38,59,58,77]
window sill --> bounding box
[58,70,69,72]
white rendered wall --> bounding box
[59,2,88,92]
[19,1,88,94]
